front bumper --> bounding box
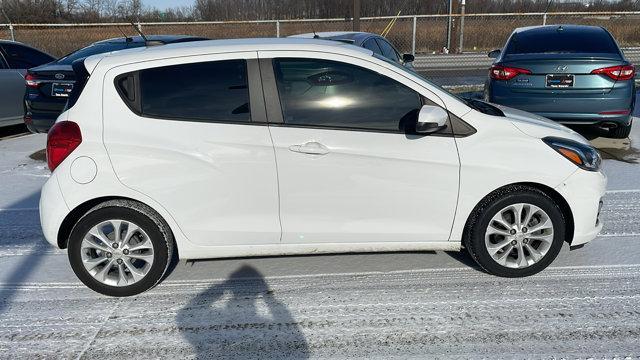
[555,168,607,246]
[39,172,70,248]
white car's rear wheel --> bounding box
[465,185,566,277]
[68,200,173,296]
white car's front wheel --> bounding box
[464,185,566,277]
[68,200,173,297]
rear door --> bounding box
[103,52,281,247]
[260,52,460,245]
[0,48,25,126]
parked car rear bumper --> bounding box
[24,93,67,133]
[24,111,58,133]
[534,111,632,126]
[488,80,635,126]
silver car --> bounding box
[0,40,54,128]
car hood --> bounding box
[494,104,590,145]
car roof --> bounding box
[84,37,373,71]
[0,39,44,49]
[92,34,207,45]
[513,24,607,35]
[290,31,380,44]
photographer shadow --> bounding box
[176,264,310,359]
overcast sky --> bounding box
[144,0,193,10]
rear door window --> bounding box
[273,58,422,132]
[0,43,54,69]
[132,59,250,123]
[505,28,620,54]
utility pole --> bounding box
[459,0,466,53]
[447,0,459,52]
[353,0,360,31]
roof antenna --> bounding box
[544,0,553,14]
[311,24,319,39]
[116,26,133,42]
[130,21,163,46]
[130,22,148,42]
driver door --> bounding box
[259,53,460,244]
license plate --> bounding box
[546,74,574,88]
[51,82,73,97]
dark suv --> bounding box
[24,35,207,133]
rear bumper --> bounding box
[488,80,635,126]
[536,112,632,126]
[24,97,66,133]
[555,169,607,246]
[25,114,57,133]
[39,173,70,248]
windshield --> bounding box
[56,42,143,65]
[372,53,502,116]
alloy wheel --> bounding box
[80,219,154,287]
[484,203,554,269]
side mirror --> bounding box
[416,105,448,134]
[488,49,501,59]
[402,53,415,63]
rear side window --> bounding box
[505,28,620,55]
[363,38,383,56]
[273,58,422,132]
[1,43,54,69]
[376,39,401,63]
[119,60,250,123]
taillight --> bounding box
[490,65,532,80]
[591,65,635,81]
[25,73,39,88]
[46,121,82,172]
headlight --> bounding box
[542,137,601,171]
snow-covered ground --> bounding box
[1,111,639,358]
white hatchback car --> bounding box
[40,38,606,296]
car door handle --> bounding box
[288,141,330,155]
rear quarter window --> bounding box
[117,59,251,123]
[505,28,620,55]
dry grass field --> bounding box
[2,14,638,57]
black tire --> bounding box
[463,185,566,277]
[608,122,632,139]
[68,200,174,297]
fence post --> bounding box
[458,0,466,53]
[9,23,15,41]
[276,20,280,38]
[446,0,453,49]
[411,16,417,55]
[542,13,547,26]
[136,22,142,32]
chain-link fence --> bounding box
[2,11,639,69]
